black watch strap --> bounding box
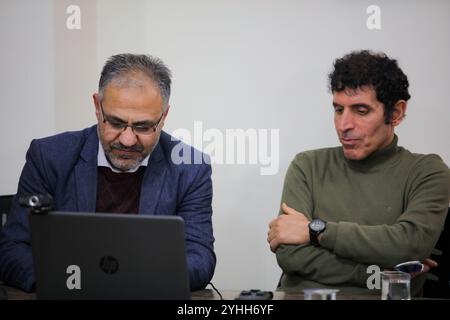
[310,231,321,247]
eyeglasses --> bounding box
[100,102,164,136]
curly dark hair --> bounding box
[329,50,410,124]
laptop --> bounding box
[29,212,191,300]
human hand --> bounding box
[411,258,438,279]
[267,203,310,252]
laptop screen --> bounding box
[30,212,190,300]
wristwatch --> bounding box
[309,218,327,247]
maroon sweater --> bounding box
[96,166,146,214]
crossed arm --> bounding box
[267,154,449,287]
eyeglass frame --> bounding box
[99,102,164,136]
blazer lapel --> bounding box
[75,128,99,212]
[139,143,167,215]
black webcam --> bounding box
[19,193,54,214]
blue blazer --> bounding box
[0,125,215,291]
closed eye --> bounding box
[133,121,154,129]
[107,118,127,128]
[333,105,344,114]
[354,106,370,115]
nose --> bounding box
[335,110,355,133]
[118,126,138,147]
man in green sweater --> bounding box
[267,50,450,297]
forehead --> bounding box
[101,73,163,118]
[108,70,154,89]
[332,86,379,105]
[103,73,162,103]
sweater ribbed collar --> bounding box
[344,134,400,172]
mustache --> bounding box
[111,142,144,153]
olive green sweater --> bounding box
[277,135,450,296]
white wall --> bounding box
[0,0,55,194]
[1,0,449,291]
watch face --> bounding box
[310,219,326,232]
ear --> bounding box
[164,105,170,118]
[93,93,101,121]
[391,100,407,127]
[160,105,170,128]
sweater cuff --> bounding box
[320,221,338,251]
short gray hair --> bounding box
[98,53,172,109]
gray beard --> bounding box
[102,134,160,172]
[105,150,144,172]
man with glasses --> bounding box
[267,50,450,297]
[0,54,215,292]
